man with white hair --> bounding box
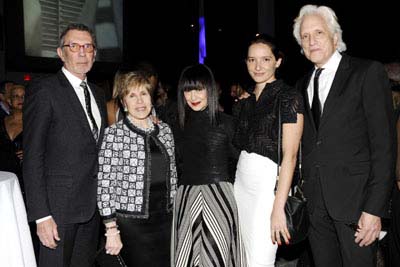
[293,4,395,267]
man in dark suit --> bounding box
[293,5,395,267]
[23,23,107,267]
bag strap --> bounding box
[274,100,303,192]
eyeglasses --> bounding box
[62,43,95,53]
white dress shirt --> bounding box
[307,50,342,113]
[62,67,102,132]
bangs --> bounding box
[118,71,152,99]
[181,80,206,92]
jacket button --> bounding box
[316,140,322,146]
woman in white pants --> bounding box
[234,34,304,267]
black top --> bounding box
[0,119,23,176]
[234,79,304,163]
[0,119,24,196]
[148,136,168,212]
[176,109,238,185]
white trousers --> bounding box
[234,151,277,267]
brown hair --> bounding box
[115,71,153,100]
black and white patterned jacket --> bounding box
[97,118,177,221]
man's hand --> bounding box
[15,150,23,161]
[37,218,60,249]
[354,212,381,247]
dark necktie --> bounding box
[311,68,324,128]
[80,81,99,141]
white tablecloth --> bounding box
[0,171,37,267]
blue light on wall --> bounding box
[199,16,206,64]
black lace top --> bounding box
[176,109,238,185]
[0,120,23,178]
[234,79,304,163]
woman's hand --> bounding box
[238,91,250,100]
[105,230,123,255]
[270,206,290,245]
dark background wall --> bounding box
[274,0,400,85]
[1,0,400,92]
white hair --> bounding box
[293,4,347,53]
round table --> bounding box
[0,171,36,267]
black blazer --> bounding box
[296,54,395,221]
[23,71,107,224]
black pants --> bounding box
[38,212,100,267]
[388,186,400,266]
[308,177,377,267]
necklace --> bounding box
[127,116,154,133]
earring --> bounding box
[124,106,128,112]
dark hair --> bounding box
[0,80,14,94]
[247,34,284,62]
[177,64,218,128]
[133,61,158,79]
[59,23,97,48]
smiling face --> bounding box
[300,14,338,68]
[184,89,208,111]
[246,43,281,87]
[122,86,152,127]
[57,29,96,80]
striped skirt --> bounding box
[171,182,247,267]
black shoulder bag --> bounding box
[275,101,309,245]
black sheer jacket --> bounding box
[234,79,304,163]
[175,109,238,185]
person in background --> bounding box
[23,23,107,267]
[0,80,14,121]
[155,81,169,108]
[171,64,246,267]
[106,70,126,126]
[0,84,25,189]
[133,60,159,95]
[97,71,177,267]
[0,83,41,261]
[233,34,304,267]
[385,62,400,115]
[154,81,179,129]
[229,81,249,118]
[293,5,394,267]
[385,61,400,266]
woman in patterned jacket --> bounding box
[97,71,177,266]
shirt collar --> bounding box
[316,50,342,72]
[62,67,87,88]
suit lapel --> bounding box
[57,71,97,144]
[319,55,351,128]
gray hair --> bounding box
[59,23,97,48]
[293,5,346,53]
